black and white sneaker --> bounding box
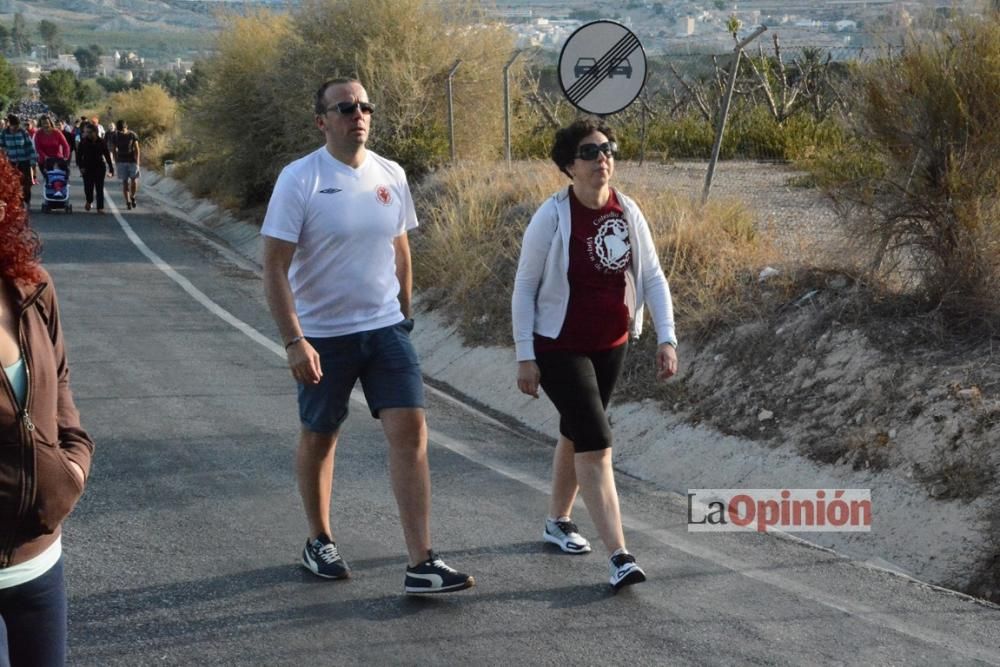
[301,534,350,579]
[609,552,646,590]
[404,551,475,594]
[543,518,592,554]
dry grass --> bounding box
[412,160,782,347]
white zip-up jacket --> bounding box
[512,187,677,361]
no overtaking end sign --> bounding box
[558,20,647,116]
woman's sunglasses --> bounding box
[326,101,375,115]
[576,141,618,161]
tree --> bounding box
[74,46,100,76]
[38,19,60,58]
[149,70,181,97]
[0,55,18,109]
[78,79,104,106]
[96,76,131,93]
[0,25,10,55]
[11,13,31,56]
[37,69,81,118]
[176,60,206,99]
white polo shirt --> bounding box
[262,147,418,337]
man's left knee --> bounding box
[381,407,426,445]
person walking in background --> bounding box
[0,116,38,209]
[24,119,36,140]
[32,116,70,179]
[75,123,114,213]
[512,119,679,591]
[262,77,473,594]
[109,120,140,210]
[0,154,95,666]
[60,120,75,164]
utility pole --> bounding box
[503,50,522,167]
[702,24,767,206]
[447,60,462,162]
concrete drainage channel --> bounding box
[137,169,995,604]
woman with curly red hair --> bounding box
[0,153,94,666]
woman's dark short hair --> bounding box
[314,77,361,115]
[551,118,616,178]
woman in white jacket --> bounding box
[511,119,678,590]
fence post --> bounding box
[503,50,522,167]
[702,25,767,206]
[639,91,647,165]
[447,60,462,162]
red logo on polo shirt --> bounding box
[375,185,392,206]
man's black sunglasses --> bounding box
[576,141,617,161]
[325,101,375,115]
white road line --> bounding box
[107,198,1000,665]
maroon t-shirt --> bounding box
[535,187,632,353]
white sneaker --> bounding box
[543,518,592,554]
[609,552,646,590]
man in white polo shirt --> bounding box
[261,78,474,594]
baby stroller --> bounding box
[40,157,72,214]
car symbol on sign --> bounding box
[574,57,597,78]
[573,57,633,79]
[610,57,633,78]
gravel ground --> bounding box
[616,159,845,252]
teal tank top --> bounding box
[3,357,26,408]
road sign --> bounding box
[558,20,647,116]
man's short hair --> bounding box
[314,77,362,115]
[6,114,19,126]
[115,119,126,132]
[551,118,616,178]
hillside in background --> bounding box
[0,0,220,33]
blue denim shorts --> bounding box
[297,319,424,433]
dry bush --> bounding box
[182,0,516,206]
[182,9,296,205]
[824,17,1000,332]
[412,160,778,346]
[107,84,179,144]
[290,0,515,172]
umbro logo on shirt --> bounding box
[319,188,342,194]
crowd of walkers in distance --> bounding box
[0,105,141,214]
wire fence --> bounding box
[453,37,887,253]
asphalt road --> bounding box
[27,177,1000,666]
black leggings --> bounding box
[82,170,106,210]
[13,163,31,205]
[535,343,627,452]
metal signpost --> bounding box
[557,21,647,117]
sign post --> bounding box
[557,21,647,117]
